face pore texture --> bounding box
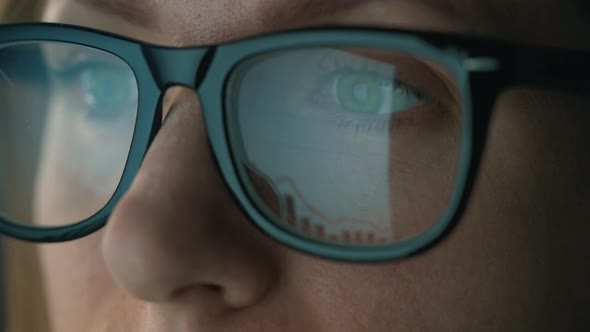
[32,0,590,331]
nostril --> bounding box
[169,285,194,300]
[204,284,223,292]
[169,283,223,302]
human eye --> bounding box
[328,70,420,114]
[51,59,138,127]
[307,49,454,136]
[39,44,138,196]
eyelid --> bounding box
[43,43,125,75]
[323,48,461,113]
[322,67,435,110]
[52,60,124,83]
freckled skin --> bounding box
[34,1,590,331]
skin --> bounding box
[28,0,590,331]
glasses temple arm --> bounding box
[509,47,590,93]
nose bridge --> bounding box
[142,45,214,89]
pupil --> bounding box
[336,73,384,114]
[353,82,368,101]
[79,67,135,122]
[94,73,119,99]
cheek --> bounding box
[37,230,140,332]
[0,84,48,223]
[387,112,462,240]
[34,102,103,226]
[234,93,462,245]
[280,90,590,332]
[475,89,590,225]
[428,89,590,326]
[33,95,134,226]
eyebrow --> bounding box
[74,0,156,27]
[74,0,467,32]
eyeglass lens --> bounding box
[227,47,464,246]
[0,41,138,226]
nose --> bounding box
[101,87,280,310]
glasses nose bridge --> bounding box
[141,45,213,90]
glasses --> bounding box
[0,23,588,261]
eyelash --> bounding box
[308,59,443,136]
[51,60,138,125]
[53,60,107,84]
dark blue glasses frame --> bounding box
[0,22,588,261]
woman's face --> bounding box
[33,0,590,331]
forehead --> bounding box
[67,0,580,24]
[46,0,590,48]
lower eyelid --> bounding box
[325,49,460,111]
[310,91,442,135]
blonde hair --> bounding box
[0,0,45,22]
[1,2,50,332]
